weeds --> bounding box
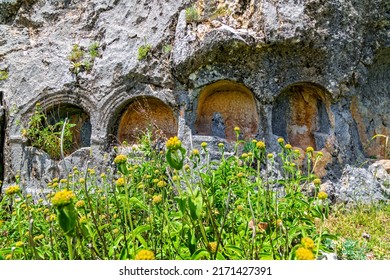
[138,42,152,60]
[2,127,379,260]
[67,42,100,76]
[0,70,8,80]
[22,103,76,159]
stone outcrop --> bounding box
[0,0,389,202]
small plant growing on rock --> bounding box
[138,42,152,60]
[185,5,201,23]
[67,42,100,76]
[0,70,8,80]
[23,103,76,159]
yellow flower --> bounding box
[48,214,57,222]
[301,237,315,250]
[234,126,240,132]
[114,154,127,164]
[51,189,75,207]
[53,178,59,183]
[172,175,180,181]
[78,178,85,184]
[75,200,85,208]
[237,172,244,178]
[5,254,12,260]
[207,242,218,253]
[218,143,224,148]
[295,247,315,260]
[60,179,68,184]
[285,144,292,149]
[201,142,207,148]
[15,241,24,247]
[184,164,190,172]
[135,249,155,260]
[192,149,200,156]
[237,205,244,212]
[33,234,44,242]
[157,180,167,188]
[79,216,88,224]
[276,219,283,227]
[113,228,119,234]
[100,173,106,179]
[52,182,59,188]
[267,153,274,159]
[256,141,266,149]
[5,185,20,196]
[247,152,253,157]
[152,195,162,205]
[115,177,125,187]
[166,136,182,151]
[313,178,321,185]
[241,153,248,159]
[277,138,284,144]
[87,168,96,175]
[318,191,328,200]
[306,146,314,153]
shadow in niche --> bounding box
[113,97,178,145]
[46,104,92,152]
[272,83,331,150]
[195,80,259,141]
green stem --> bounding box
[66,236,74,260]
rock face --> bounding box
[0,0,389,201]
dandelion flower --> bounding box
[277,138,284,144]
[313,178,321,185]
[256,141,266,149]
[295,247,315,260]
[207,242,218,253]
[5,185,20,196]
[152,195,162,205]
[285,144,292,149]
[51,189,75,207]
[301,237,315,250]
[192,149,200,156]
[201,142,207,148]
[157,180,167,188]
[306,146,314,153]
[75,200,85,209]
[114,154,127,164]
[166,136,182,151]
[135,249,155,260]
[234,127,240,132]
[115,177,125,187]
[318,191,328,200]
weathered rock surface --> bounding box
[0,0,389,202]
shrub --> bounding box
[23,103,76,159]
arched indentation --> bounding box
[272,82,332,150]
[45,104,92,150]
[195,80,259,141]
[116,97,178,143]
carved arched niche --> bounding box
[195,80,259,141]
[41,103,91,157]
[272,83,332,150]
[117,97,178,143]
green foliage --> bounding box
[1,129,388,260]
[0,70,8,80]
[185,5,201,23]
[23,103,76,159]
[67,42,100,76]
[339,239,367,260]
[137,43,152,60]
[162,44,172,54]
